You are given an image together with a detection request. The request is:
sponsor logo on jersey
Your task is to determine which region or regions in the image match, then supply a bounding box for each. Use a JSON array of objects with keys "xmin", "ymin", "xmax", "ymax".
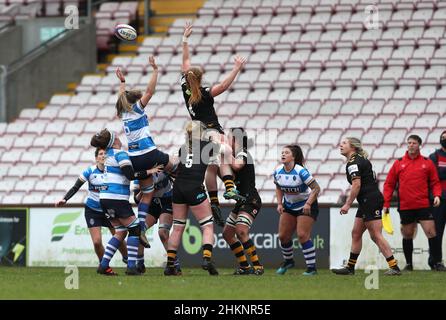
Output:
[{"xmin": 348, "ymin": 164, "xmax": 359, "ymax": 175}]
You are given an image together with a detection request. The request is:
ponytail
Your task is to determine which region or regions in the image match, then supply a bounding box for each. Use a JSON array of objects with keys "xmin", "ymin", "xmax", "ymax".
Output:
[
  {"xmin": 346, "ymin": 137, "xmax": 368, "ymax": 159},
  {"xmin": 185, "ymin": 120, "xmax": 206, "ymax": 153},
  {"xmin": 185, "ymin": 68, "xmax": 203, "ymax": 106},
  {"xmin": 116, "ymin": 90, "xmax": 142, "ymax": 117}
]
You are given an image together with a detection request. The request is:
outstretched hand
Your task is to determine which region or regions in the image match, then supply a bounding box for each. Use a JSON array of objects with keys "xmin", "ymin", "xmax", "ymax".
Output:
[
  {"xmin": 148, "ymin": 164, "xmax": 164, "ymax": 175},
  {"xmin": 55, "ymin": 199, "xmax": 66, "ymax": 207},
  {"xmin": 234, "ymin": 55, "xmax": 247, "ymax": 70},
  {"xmin": 183, "ymin": 21, "xmax": 193, "ymax": 38},
  {"xmin": 116, "ymin": 67, "xmax": 125, "ymax": 82},
  {"xmin": 149, "ymin": 55, "xmax": 158, "ymax": 70}
]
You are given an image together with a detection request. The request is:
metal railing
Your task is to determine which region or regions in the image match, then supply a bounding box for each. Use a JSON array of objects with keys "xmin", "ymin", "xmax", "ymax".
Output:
[
  {"xmin": 8, "ymin": 27, "xmax": 71, "ymax": 73},
  {"xmin": 0, "ymin": 65, "xmax": 7, "ymax": 122}
]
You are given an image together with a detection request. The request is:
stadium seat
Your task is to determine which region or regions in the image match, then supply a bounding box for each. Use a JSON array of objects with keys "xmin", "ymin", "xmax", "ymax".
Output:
[
  {"xmin": 382, "ymin": 129, "xmax": 408, "ymax": 146},
  {"xmin": 2, "ymin": 0, "xmax": 446, "ymax": 205},
  {"xmin": 362, "ymin": 129, "xmax": 386, "ymax": 146}
]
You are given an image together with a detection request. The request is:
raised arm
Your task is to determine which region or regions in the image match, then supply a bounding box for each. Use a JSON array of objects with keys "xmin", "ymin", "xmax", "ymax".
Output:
[
  {"xmin": 181, "ymin": 22, "xmax": 193, "ymax": 73},
  {"xmin": 140, "ymin": 56, "xmax": 159, "ymax": 107},
  {"xmin": 116, "ymin": 67, "xmax": 126, "ymax": 94},
  {"xmin": 210, "ymin": 55, "xmax": 246, "ymax": 97}
]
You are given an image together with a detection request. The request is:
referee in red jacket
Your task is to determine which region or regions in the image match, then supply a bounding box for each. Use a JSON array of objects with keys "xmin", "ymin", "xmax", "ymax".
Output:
[{"xmin": 383, "ymin": 134, "xmax": 445, "ymax": 271}]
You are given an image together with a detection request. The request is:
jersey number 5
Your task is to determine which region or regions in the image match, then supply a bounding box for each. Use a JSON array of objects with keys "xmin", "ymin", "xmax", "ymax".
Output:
[{"xmin": 185, "ymin": 154, "xmax": 193, "ymax": 168}]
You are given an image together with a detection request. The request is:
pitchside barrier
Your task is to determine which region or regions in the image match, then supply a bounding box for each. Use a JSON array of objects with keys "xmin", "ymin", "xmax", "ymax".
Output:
[{"xmin": 1, "ymin": 206, "xmax": 445, "ymax": 269}]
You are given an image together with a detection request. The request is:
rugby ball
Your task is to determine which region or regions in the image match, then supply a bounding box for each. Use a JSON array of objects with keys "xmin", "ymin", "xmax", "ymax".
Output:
[{"xmin": 115, "ymin": 24, "xmax": 137, "ymax": 41}]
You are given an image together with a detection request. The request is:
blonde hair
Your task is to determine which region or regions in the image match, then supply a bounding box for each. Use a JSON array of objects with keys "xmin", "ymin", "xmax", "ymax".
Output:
[
  {"xmin": 185, "ymin": 120, "xmax": 206, "ymax": 152},
  {"xmin": 346, "ymin": 137, "xmax": 368, "ymax": 159},
  {"xmin": 116, "ymin": 90, "xmax": 142, "ymax": 117},
  {"xmin": 185, "ymin": 68, "xmax": 203, "ymax": 106}
]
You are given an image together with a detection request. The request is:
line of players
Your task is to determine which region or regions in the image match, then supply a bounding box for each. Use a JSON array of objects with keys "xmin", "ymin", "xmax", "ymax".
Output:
[
  {"xmin": 56, "ymin": 22, "xmax": 445, "ymax": 276},
  {"xmin": 58, "ymin": 128, "xmax": 446, "ymax": 277}
]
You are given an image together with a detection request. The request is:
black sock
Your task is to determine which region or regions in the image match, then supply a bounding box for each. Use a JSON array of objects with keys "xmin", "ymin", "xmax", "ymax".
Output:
[
  {"xmin": 243, "ymin": 239, "xmax": 261, "ymax": 266},
  {"xmin": 402, "ymin": 238, "xmax": 413, "ymax": 265},
  {"xmin": 386, "ymin": 255, "xmax": 399, "ymax": 269},
  {"xmin": 347, "ymin": 252, "xmax": 359, "ymax": 270},
  {"xmin": 229, "ymin": 241, "xmax": 249, "ymax": 268},
  {"xmin": 202, "ymin": 244, "xmax": 213, "ymax": 261},
  {"xmin": 208, "ymin": 190, "xmax": 219, "ymax": 206},
  {"xmin": 428, "ymin": 237, "xmax": 441, "ymax": 265},
  {"xmin": 167, "ymin": 250, "xmax": 177, "ymax": 267}
]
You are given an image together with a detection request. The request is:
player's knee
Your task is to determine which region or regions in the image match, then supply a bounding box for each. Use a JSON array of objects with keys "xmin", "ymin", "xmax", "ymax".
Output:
[
  {"xmin": 222, "ymin": 227, "xmax": 234, "ymax": 242},
  {"xmin": 158, "ymin": 229, "xmax": 169, "ymax": 242},
  {"xmin": 198, "ymin": 215, "xmax": 214, "ymax": 231},
  {"xmin": 369, "ymin": 232, "xmax": 379, "ymax": 243},
  {"xmin": 127, "ymin": 224, "xmax": 141, "ymax": 237},
  {"xmin": 279, "ymin": 233, "xmax": 291, "ymax": 244},
  {"xmin": 351, "ymin": 229, "xmax": 362, "ymax": 241},
  {"xmin": 173, "ymin": 218, "xmax": 186, "ymax": 231},
  {"xmin": 297, "ymin": 232, "xmax": 309, "ymax": 243},
  {"xmin": 235, "ymin": 226, "xmax": 248, "ymax": 240},
  {"xmin": 92, "ymin": 239, "xmax": 102, "ymax": 249},
  {"xmin": 426, "ymin": 229, "xmax": 437, "ymax": 238},
  {"xmin": 401, "ymin": 227, "xmax": 414, "ymax": 239}
]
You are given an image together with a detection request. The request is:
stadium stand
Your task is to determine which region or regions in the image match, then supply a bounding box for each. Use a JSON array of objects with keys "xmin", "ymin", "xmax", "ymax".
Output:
[
  {"xmin": 1, "ymin": 0, "xmax": 445, "ymax": 205},
  {"xmin": 96, "ymin": 1, "xmax": 138, "ymax": 50}
]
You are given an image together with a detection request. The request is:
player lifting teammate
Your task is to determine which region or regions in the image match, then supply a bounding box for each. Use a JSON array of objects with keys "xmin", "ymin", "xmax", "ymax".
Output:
[
  {"xmin": 222, "ymin": 128, "xmax": 264, "ymax": 275},
  {"xmin": 91, "ymin": 129, "xmax": 161, "ymax": 275},
  {"xmin": 181, "ymin": 22, "xmax": 246, "ymax": 225},
  {"xmin": 164, "ymin": 121, "xmax": 219, "ymax": 276},
  {"xmin": 55, "ymin": 148, "xmax": 128, "ymax": 267}
]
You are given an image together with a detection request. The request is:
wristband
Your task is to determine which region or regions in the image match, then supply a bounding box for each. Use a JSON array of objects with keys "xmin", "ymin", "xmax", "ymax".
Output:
[{"xmin": 182, "ymin": 36, "xmax": 189, "ymax": 43}]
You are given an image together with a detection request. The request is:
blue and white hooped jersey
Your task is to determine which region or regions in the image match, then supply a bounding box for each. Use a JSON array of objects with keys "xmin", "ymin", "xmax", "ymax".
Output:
[
  {"xmin": 273, "ymin": 164, "xmax": 315, "ymax": 211},
  {"xmin": 133, "ymin": 172, "xmax": 173, "ymax": 199},
  {"xmin": 80, "ymin": 165, "xmax": 104, "ymax": 212},
  {"xmin": 100, "ymin": 148, "xmax": 132, "ymax": 201},
  {"xmin": 121, "ymin": 101, "xmax": 157, "ymax": 157}
]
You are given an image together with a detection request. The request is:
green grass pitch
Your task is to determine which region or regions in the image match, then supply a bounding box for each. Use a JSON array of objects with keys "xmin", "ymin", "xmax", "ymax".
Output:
[{"xmin": 1, "ymin": 267, "xmax": 445, "ymax": 300}]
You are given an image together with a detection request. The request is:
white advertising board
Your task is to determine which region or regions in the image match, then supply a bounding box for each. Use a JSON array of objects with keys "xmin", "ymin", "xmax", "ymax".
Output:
[
  {"xmin": 28, "ymin": 208, "xmax": 166, "ymax": 267},
  {"xmin": 330, "ymin": 207, "xmax": 446, "ymax": 270}
]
